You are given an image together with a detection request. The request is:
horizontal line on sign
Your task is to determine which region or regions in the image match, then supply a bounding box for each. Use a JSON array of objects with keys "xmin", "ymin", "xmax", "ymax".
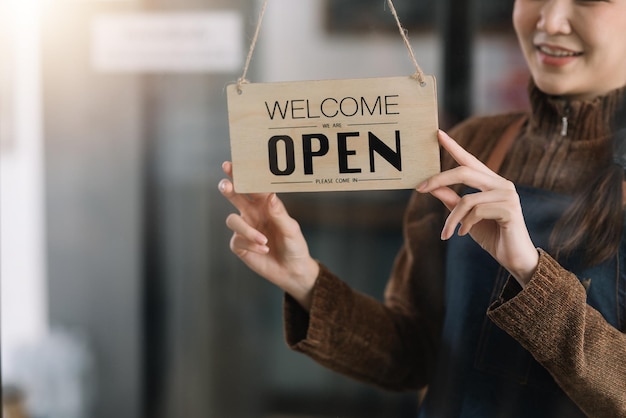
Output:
[
  {"xmin": 358, "ymin": 178, "xmax": 402, "ymax": 182},
  {"xmin": 347, "ymin": 122, "xmax": 399, "ymax": 127},
  {"xmin": 271, "ymin": 181, "xmax": 314, "ymax": 185},
  {"xmin": 268, "ymin": 126, "xmax": 318, "ymax": 130}
]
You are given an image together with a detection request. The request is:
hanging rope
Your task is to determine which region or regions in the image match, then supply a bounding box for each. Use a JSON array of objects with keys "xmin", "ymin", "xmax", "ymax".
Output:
[
  {"xmin": 236, "ymin": 0, "xmax": 269, "ymax": 94},
  {"xmin": 236, "ymin": 0, "xmax": 427, "ymax": 93},
  {"xmin": 385, "ymin": 0, "xmax": 427, "ymax": 86}
]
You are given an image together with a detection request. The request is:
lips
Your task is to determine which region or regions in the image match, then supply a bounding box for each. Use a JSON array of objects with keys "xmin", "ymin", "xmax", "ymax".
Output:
[
  {"xmin": 536, "ymin": 44, "xmax": 583, "ymax": 57},
  {"xmin": 534, "ymin": 43, "xmax": 583, "ymax": 67}
]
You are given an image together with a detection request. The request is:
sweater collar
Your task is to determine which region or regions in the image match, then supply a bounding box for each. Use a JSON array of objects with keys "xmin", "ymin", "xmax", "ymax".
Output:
[{"xmin": 527, "ymin": 80, "xmax": 626, "ymax": 142}]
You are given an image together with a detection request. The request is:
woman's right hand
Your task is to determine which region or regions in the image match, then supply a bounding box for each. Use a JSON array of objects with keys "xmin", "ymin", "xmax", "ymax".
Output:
[{"xmin": 219, "ymin": 161, "xmax": 319, "ymax": 311}]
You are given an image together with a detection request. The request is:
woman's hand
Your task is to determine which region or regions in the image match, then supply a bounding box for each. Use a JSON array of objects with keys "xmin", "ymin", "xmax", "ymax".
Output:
[
  {"xmin": 418, "ymin": 130, "xmax": 539, "ymax": 287},
  {"xmin": 219, "ymin": 161, "xmax": 319, "ymax": 310}
]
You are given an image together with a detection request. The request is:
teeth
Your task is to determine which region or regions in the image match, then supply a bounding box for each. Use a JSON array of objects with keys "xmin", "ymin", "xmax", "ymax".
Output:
[{"xmin": 538, "ymin": 45, "xmax": 580, "ymax": 57}]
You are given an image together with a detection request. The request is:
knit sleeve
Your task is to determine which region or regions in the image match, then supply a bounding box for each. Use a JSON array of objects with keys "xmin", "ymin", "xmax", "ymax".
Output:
[
  {"xmin": 283, "ymin": 263, "xmax": 435, "ymax": 391},
  {"xmin": 487, "ymin": 249, "xmax": 626, "ymax": 418},
  {"xmin": 282, "ymin": 190, "xmax": 447, "ymax": 391}
]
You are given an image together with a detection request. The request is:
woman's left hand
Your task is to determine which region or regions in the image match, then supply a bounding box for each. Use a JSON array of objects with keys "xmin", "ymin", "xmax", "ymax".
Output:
[{"xmin": 418, "ymin": 130, "xmax": 539, "ymax": 287}]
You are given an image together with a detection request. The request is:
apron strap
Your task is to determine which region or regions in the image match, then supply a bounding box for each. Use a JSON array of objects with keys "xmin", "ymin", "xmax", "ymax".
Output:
[{"xmin": 486, "ymin": 115, "xmax": 528, "ymax": 173}]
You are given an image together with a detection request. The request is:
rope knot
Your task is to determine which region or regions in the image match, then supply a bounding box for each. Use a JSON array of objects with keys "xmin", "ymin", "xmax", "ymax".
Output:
[{"xmin": 236, "ymin": 78, "xmax": 249, "ymax": 94}]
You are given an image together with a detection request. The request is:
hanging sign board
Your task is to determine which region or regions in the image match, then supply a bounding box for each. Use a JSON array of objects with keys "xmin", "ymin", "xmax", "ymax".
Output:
[{"xmin": 227, "ymin": 76, "xmax": 440, "ymax": 193}]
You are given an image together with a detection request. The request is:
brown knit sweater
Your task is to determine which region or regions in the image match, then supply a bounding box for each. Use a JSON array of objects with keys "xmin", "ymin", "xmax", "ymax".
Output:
[{"xmin": 283, "ymin": 84, "xmax": 626, "ymax": 418}]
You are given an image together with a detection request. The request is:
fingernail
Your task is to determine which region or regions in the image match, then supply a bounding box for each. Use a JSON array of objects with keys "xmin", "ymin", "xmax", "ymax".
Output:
[
  {"xmin": 218, "ymin": 180, "xmax": 226, "ymax": 192},
  {"xmin": 417, "ymin": 181, "xmax": 427, "ymax": 192}
]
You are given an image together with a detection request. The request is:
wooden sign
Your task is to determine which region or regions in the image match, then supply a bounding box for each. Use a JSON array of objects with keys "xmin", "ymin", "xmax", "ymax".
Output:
[{"xmin": 227, "ymin": 76, "xmax": 440, "ymax": 193}]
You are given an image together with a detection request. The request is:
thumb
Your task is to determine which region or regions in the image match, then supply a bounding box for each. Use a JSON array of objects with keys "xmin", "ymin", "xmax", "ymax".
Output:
[
  {"xmin": 267, "ymin": 193, "xmax": 298, "ymax": 232},
  {"xmin": 268, "ymin": 193, "xmax": 284, "ymax": 215},
  {"xmin": 429, "ymin": 186, "xmax": 460, "ymax": 212}
]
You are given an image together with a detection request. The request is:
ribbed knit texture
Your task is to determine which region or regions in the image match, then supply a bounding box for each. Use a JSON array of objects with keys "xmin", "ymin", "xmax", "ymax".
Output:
[
  {"xmin": 488, "ymin": 250, "xmax": 626, "ymax": 417},
  {"xmin": 501, "ymin": 83, "xmax": 625, "ymax": 193}
]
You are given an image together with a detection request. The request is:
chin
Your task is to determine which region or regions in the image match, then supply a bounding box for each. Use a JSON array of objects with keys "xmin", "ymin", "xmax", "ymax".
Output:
[
  {"xmin": 532, "ymin": 77, "xmax": 583, "ymax": 99},
  {"xmin": 532, "ymin": 74, "xmax": 619, "ymax": 101},
  {"xmin": 533, "ymin": 83, "xmax": 565, "ymax": 97}
]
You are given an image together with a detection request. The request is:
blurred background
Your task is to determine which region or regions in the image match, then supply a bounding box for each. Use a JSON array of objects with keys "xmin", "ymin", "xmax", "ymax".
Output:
[{"xmin": 1, "ymin": 0, "xmax": 527, "ymax": 417}]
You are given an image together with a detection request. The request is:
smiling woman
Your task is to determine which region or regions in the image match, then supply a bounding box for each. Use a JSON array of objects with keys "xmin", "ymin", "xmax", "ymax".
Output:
[{"xmin": 513, "ymin": 0, "xmax": 626, "ymax": 100}]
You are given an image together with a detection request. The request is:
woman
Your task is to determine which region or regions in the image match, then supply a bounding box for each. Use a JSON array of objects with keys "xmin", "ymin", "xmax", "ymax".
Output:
[{"xmin": 219, "ymin": 0, "xmax": 626, "ymax": 416}]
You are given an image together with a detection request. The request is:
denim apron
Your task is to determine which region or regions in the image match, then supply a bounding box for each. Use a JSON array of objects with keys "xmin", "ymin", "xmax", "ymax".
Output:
[{"xmin": 418, "ymin": 185, "xmax": 626, "ymax": 418}]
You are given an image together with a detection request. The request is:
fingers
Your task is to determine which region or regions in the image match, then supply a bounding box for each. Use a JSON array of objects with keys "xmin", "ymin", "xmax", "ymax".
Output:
[
  {"xmin": 220, "ymin": 161, "xmax": 271, "ymax": 203},
  {"xmin": 218, "ymin": 177, "xmax": 257, "ymax": 213},
  {"xmin": 220, "ymin": 161, "xmax": 295, "ymax": 217},
  {"xmin": 441, "ymin": 189, "xmax": 519, "ymax": 240},
  {"xmin": 219, "ymin": 162, "xmax": 302, "ymax": 252},
  {"xmin": 421, "ymin": 165, "xmax": 507, "ymax": 195},
  {"xmin": 437, "ymin": 130, "xmax": 493, "ymax": 176},
  {"xmin": 218, "ymin": 174, "xmax": 271, "ymax": 218},
  {"xmin": 226, "ymin": 213, "xmax": 268, "ymax": 248},
  {"xmin": 222, "ymin": 161, "xmax": 233, "ymax": 178},
  {"xmin": 220, "ymin": 162, "xmax": 272, "ymax": 256},
  {"xmin": 230, "ymin": 232, "xmax": 270, "ymax": 257},
  {"xmin": 419, "ymin": 132, "xmax": 516, "ymax": 194},
  {"xmin": 429, "ymin": 186, "xmax": 461, "ymax": 212}
]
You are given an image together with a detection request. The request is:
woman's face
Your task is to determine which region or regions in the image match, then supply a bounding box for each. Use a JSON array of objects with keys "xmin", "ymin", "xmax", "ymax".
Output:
[{"xmin": 514, "ymin": 0, "xmax": 626, "ymax": 100}]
